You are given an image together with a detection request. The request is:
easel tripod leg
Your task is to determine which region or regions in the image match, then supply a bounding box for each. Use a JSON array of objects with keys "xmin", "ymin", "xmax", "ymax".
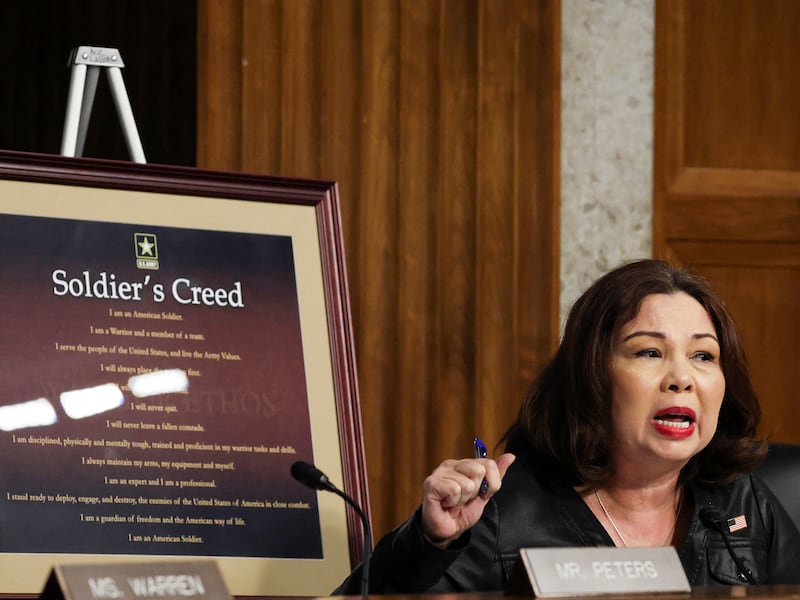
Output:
[
  {"xmin": 60, "ymin": 64, "xmax": 87, "ymax": 157},
  {"xmin": 107, "ymin": 67, "xmax": 146, "ymax": 163},
  {"xmin": 74, "ymin": 66, "xmax": 100, "ymax": 158}
]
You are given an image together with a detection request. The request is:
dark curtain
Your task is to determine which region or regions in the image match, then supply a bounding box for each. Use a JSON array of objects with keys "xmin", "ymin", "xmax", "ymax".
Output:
[{"xmin": 0, "ymin": 0, "xmax": 196, "ymax": 166}]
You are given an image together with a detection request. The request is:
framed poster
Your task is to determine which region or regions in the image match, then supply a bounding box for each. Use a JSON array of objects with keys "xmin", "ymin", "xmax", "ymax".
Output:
[{"xmin": 0, "ymin": 150, "xmax": 369, "ymax": 597}]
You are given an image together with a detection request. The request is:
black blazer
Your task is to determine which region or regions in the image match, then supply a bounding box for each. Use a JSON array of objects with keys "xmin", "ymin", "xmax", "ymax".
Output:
[{"xmin": 335, "ymin": 453, "xmax": 800, "ymax": 594}]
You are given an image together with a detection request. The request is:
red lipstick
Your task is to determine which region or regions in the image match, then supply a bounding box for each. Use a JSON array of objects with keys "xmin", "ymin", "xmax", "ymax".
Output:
[{"xmin": 652, "ymin": 406, "xmax": 696, "ymax": 439}]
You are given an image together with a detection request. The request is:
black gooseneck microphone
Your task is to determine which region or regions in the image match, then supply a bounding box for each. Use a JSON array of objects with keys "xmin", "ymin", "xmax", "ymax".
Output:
[
  {"xmin": 699, "ymin": 505, "xmax": 757, "ymax": 584},
  {"xmin": 291, "ymin": 461, "xmax": 372, "ymax": 598}
]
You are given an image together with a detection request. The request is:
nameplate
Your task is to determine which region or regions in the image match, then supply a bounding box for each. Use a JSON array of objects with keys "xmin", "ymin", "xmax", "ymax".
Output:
[
  {"xmin": 506, "ymin": 547, "xmax": 691, "ymax": 597},
  {"xmin": 41, "ymin": 560, "xmax": 231, "ymax": 600}
]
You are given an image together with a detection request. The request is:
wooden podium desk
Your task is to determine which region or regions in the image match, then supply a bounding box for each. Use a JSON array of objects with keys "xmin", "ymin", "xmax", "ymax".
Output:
[
  {"xmin": 5, "ymin": 586, "xmax": 800, "ymax": 600},
  {"xmin": 3, "ymin": 589, "xmax": 800, "ymax": 600},
  {"xmin": 241, "ymin": 589, "xmax": 800, "ymax": 600},
  {"xmin": 330, "ymin": 589, "xmax": 800, "ymax": 600}
]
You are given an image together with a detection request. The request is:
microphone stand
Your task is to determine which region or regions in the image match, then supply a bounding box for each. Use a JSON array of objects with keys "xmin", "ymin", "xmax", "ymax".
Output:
[
  {"xmin": 290, "ymin": 461, "xmax": 373, "ymax": 598},
  {"xmin": 330, "ymin": 487, "xmax": 372, "ymax": 599}
]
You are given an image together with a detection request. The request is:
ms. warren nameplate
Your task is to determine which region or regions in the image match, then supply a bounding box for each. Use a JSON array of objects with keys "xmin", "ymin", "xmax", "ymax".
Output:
[
  {"xmin": 511, "ymin": 547, "xmax": 690, "ymax": 597},
  {"xmin": 41, "ymin": 560, "xmax": 231, "ymax": 600}
]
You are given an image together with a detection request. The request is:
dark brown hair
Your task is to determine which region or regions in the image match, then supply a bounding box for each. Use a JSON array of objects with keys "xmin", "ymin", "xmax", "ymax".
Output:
[{"xmin": 503, "ymin": 259, "xmax": 764, "ymax": 486}]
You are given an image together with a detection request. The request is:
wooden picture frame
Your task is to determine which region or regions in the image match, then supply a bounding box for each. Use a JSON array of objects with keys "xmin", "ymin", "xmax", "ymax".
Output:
[{"xmin": 0, "ymin": 150, "xmax": 369, "ymax": 598}]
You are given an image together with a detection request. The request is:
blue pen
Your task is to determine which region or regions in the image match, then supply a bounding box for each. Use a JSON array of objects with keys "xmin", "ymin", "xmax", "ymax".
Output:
[{"xmin": 473, "ymin": 437, "xmax": 489, "ymax": 495}]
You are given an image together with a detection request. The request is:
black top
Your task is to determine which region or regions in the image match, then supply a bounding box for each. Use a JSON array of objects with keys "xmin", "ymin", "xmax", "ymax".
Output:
[{"xmin": 335, "ymin": 453, "xmax": 800, "ymax": 594}]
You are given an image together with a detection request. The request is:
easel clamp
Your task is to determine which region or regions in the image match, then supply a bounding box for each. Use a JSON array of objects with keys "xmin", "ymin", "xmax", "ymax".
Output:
[{"xmin": 70, "ymin": 46, "xmax": 126, "ymax": 68}]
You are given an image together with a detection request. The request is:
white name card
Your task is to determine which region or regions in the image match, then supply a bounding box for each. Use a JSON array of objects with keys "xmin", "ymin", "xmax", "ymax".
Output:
[
  {"xmin": 506, "ymin": 547, "xmax": 691, "ymax": 597},
  {"xmin": 41, "ymin": 560, "xmax": 232, "ymax": 600}
]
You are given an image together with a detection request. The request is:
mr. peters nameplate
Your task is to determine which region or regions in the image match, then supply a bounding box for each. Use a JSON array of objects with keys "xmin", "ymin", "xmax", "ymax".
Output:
[{"xmin": 507, "ymin": 546, "xmax": 691, "ymax": 597}]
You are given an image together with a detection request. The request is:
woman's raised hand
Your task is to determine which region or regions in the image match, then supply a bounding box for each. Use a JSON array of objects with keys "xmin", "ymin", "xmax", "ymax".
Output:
[{"xmin": 420, "ymin": 453, "xmax": 515, "ymax": 548}]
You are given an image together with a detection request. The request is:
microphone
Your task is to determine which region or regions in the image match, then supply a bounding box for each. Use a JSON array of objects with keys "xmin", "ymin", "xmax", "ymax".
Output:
[
  {"xmin": 291, "ymin": 461, "xmax": 372, "ymax": 598},
  {"xmin": 698, "ymin": 506, "xmax": 722, "ymax": 529},
  {"xmin": 290, "ymin": 460, "xmax": 338, "ymax": 492},
  {"xmin": 699, "ymin": 506, "xmax": 757, "ymax": 584}
]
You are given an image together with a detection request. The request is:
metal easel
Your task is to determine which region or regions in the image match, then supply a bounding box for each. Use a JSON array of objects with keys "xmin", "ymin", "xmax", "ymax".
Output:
[{"xmin": 60, "ymin": 46, "xmax": 146, "ymax": 163}]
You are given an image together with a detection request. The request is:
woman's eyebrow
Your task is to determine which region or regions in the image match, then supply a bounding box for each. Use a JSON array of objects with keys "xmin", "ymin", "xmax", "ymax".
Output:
[
  {"xmin": 622, "ymin": 330, "xmax": 663, "ymax": 342},
  {"xmin": 622, "ymin": 331, "xmax": 720, "ymax": 344},
  {"xmin": 694, "ymin": 332, "xmax": 720, "ymax": 344}
]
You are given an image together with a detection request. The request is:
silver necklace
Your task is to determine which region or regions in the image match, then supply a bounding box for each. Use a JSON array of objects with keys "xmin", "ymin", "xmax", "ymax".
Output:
[{"xmin": 594, "ymin": 489, "xmax": 682, "ymax": 547}]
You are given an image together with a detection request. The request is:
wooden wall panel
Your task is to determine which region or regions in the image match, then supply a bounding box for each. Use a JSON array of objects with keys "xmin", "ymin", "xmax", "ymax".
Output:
[
  {"xmin": 197, "ymin": 0, "xmax": 240, "ymax": 169},
  {"xmin": 198, "ymin": 0, "xmax": 560, "ymax": 544},
  {"xmin": 432, "ymin": 0, "xmax": 479, "ymax": 496},
  {"xmin": 242, "ymin": 0, "xmax": 282, "ymax": 173},
  {"xmin": 655, "ymin": 0, "xmax": 800, "ymax": 444},
  {"xmin": 394, "ymin": 0, "xmax": 438, "ymax": 516},
  {"xmin": 475, "ymin": 3, "xmax": 518, "ymax": 440}
]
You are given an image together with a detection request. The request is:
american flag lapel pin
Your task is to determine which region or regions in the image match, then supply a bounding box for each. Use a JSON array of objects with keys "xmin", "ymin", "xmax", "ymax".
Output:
[{"xmin": 727, "ymin": 514, "xmax": 748, "ymax": 533}]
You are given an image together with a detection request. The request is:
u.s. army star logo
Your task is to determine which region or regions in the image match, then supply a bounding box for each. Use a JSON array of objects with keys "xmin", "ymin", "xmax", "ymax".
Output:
[{"xmin": 134, "ymin": 232, "xmax": 159, "ymax": 270}]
